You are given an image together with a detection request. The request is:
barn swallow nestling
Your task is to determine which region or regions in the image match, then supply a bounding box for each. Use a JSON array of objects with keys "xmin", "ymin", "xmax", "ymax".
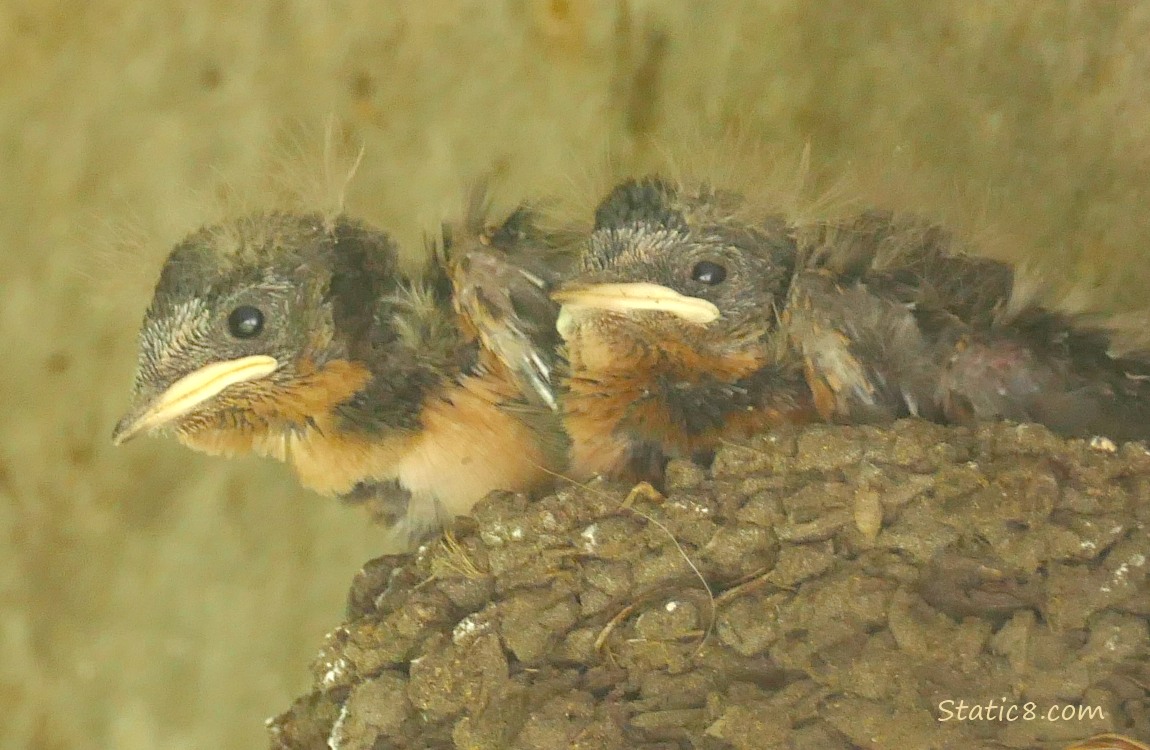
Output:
[
  {"xmin": 112, "ymin": 208, "xmax": 567, "ymax": 546},
  {"xmin": 552, "ymin": 177, "xmax": 816, "ymax": 482},
  {"xmin": 552, "ymin": 176, "xmax": 1150, "ymax": 483}
]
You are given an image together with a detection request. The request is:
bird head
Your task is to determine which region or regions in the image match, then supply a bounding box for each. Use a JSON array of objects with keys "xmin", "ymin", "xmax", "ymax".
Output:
[
  {"xmin": 111, "ymin": 212, "xmax": 439, "ymax": 453},
  {"xmin": 552, "ymin": 177, "xmax": 796, "ymax": 369}
]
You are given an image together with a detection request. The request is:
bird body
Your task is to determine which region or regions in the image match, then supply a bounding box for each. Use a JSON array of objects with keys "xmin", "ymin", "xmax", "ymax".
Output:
[
  {"xmin": 552, "ymin": 176, "xmax": 1150, "ymax": 485},
  {"xmin": 790, "ymin": 209, "xmax": 1150, "ymax": 441},
  {"xmin": 114, "ymin": 209, "xmax": 566, "ymax": 545}
]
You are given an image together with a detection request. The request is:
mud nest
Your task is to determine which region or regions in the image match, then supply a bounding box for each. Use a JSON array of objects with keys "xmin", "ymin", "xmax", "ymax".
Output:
[{"xmin": 268, "ymin": 419, "xmax": 1150, "ymax": 749}]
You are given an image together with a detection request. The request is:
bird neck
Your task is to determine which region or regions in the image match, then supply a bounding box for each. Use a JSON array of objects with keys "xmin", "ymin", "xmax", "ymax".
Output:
[
  {"xmin": 173, "ymin": 358, "xmax": 375, "ymax": 459},
  {"xmin": 321, "ymin": 277, "xmax": 480, "ymax": 436},
  {"xmin": 562, "ymin": 325, "xmax": 813, "ymax": 468}
]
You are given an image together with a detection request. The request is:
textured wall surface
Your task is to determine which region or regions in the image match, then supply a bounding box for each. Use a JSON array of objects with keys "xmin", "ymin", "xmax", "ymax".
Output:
[{"xmin": 3, "ymin": 2, "xmax": 1150, "ymax": 748}]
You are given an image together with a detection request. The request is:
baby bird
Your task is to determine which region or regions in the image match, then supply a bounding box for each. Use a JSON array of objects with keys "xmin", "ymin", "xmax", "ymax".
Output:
[
  {"xmin": 552, "ymin": 176, "xmax": 1150, "ymax": 483},
  {"xmin": 552, "ymin": 178, "xmax": 815, "ymax": 482},
  {"xmin": 112, "ymin": 208, "xmax": 567, "ymax": 545}
]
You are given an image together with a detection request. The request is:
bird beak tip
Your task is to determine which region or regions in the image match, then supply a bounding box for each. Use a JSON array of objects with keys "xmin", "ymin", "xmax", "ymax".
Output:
[
  {"xmin": 107, "ymin": 354, "xmax": 280, "ymax": 447},
  {"xmin": 110, "ymin": 415, "xmax": 142, "ymax": 446}
]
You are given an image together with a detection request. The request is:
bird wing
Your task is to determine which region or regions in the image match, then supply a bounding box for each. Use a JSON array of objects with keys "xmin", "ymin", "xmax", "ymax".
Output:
[
  {"xmin": 783, "ymin": 269, "xmax": 942, "ymax": 423},
  {"xmin": 796, "ymin": 210, "xmax": 1150, "ymax": 440},
  {"xmin": 443, "ymin": 186, "xmax": 578, "ymax": 411},
  {"xmin": 937, "ymin": 307, "xmax": 1150, "ymax": 441},
  {"xmin": 785, "ymin": 211, "xmax": 1010, "ymax": 424}
]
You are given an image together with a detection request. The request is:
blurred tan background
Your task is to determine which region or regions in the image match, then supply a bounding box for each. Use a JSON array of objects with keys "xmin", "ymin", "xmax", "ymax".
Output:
[{"xmin": 3, "ymin": 1, "xmax": 1150, "ymax": 748}]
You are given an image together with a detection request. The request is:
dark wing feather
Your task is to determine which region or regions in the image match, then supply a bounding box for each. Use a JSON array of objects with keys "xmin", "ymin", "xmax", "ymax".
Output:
[
  {"xmin": 796, "ymin": 210, "xmax": 1150, "ymax": 440},
  {"xmin": 444, "ymin": 184, "xmax": 579, "ymax": 410}
]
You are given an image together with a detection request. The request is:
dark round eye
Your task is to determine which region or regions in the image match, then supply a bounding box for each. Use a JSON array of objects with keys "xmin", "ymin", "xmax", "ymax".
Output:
[
  {"xmin": 691, "ymin": 260, "xmax": 727, "ymax": 285},
  {"xmin": 227, "ymin": 305, "xmax": 265, "ymax": 339}
]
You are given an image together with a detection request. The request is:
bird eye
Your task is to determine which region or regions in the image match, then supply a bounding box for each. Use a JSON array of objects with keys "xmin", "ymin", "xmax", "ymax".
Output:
[
  {"xmin": 227, "ymin": 305, "xmax": 265, "ymax": 339},
  {"xmin": 691, "ymin": 260, "xmax": 727, "ymax": 285}
]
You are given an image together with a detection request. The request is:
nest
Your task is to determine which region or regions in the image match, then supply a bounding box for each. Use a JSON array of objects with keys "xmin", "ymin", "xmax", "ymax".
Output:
[{"xmin": 268, "ymin": 419, "xmax": 1150, "ymax": 749}]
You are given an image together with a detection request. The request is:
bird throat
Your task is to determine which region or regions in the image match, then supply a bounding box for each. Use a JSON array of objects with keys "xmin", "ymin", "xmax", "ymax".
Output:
[
  {"xmin": 561, "ymin": 322, "xmax": 806, "ymax": 479},
  {"xmin": 175, "ymin": 358, "xmax": 379, "ymax": 484},
  {"xmin": 175, "ymin": 356, "xmax": 555, "ymax": 509}
]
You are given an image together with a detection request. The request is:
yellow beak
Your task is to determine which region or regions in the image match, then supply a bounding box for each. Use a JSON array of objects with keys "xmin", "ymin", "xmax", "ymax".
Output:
[
  {"xmin": 112, "ymin": 355, "xmax": 279, "ymax": 445},
  {"xmin": 552, "ymin": 281, "xmax": 720, "ymax": 337}
]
